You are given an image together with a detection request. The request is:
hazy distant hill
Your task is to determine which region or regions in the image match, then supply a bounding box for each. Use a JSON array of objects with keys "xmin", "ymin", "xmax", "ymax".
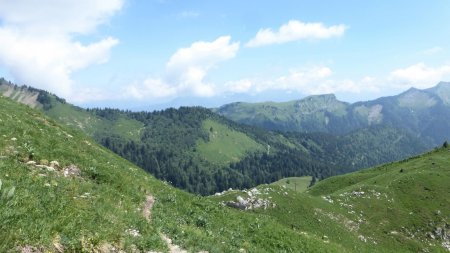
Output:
[{"xmin": 216, "ymin": 82, "xmax": 450, "ymax": 147}]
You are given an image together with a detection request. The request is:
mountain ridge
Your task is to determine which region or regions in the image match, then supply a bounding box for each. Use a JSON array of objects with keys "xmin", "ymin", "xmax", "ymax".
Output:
[
  {"xmin": 0, "ymin": 78, "xmax": 435, "ymax": 195},
  {"xmin": 216, "ymin": 82, "xmax": 450, "ymax": 147}
]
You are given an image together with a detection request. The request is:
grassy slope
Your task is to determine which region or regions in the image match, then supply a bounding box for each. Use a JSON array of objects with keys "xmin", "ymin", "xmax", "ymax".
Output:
[
  {"xmin": 0, "ymin": 95, "xmax": 348, "ymax": 252},
  {"xmin": 45, "ymin": 99, "xmax": 144, "ymax": 142},
  {"xmin": 196, "ymin": 119, "xmax": 265, "ymax": 165},
  {"xmin": 271, "ymin": 176, "xmax": 312, "ymax": 193},
  {"xmin": 1, "ymin": 95, "xmax": 448, "ymax": 252},
  {"xmin": 308, "ymin": 150, "xmax": 450, "ymax": 253},
  {"xmin": 213, "ymin": 149, "xmax": 450, "ymax": 253}
]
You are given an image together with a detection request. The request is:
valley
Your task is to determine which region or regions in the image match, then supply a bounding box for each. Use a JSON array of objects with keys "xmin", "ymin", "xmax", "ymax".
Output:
[
  {"xmin": 0, "ymin": 79, "xmax": 434, "ymax": 195},
  {"xmin": 0, "ymin": 92, "xmax": 448, "ymax": 252}
]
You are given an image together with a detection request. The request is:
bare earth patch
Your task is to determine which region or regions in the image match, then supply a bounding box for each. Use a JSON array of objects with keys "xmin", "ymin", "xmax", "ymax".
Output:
[
  {"xmin": 161, "ymin": 234, "xmax": 188, "ymax": 253},
  {"xmin": 143, "ymin": 195, "xmax": 155, "ymax": 221},
  {"xmin": 141, "ymin": 195, "xmax": 201, "ymax": 253}
]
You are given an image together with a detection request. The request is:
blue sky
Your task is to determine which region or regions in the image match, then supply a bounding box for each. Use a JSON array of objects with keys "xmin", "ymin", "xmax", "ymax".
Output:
[{"xmin": 0, "ymin": 0, "xmax": 449, "ymax": 109}]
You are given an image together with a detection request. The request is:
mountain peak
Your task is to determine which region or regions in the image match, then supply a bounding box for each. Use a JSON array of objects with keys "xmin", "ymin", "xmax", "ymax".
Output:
[
  {"xmin": 435, "ymin": 81, "xmax": 450, "ymax": 87},
  {"xmin": 302, "ymin": 93, "xmax": 337, "ymax": 101},
  {"xmin": 426, "ymin": 81, "xmax": 450, "ymax": 105}
]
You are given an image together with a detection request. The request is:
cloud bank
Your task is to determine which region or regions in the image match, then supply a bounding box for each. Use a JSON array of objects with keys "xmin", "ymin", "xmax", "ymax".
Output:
[
  {"xmin": 390, "ymin": 63, "xmax": 450, "ymax": 88},
  {"xmin": 225, "ymin": 67, "xmax": 379, "ymax": 96},
  {"xmin": 0, "ymin": 0, "xmax": 123, "ymax": 101}
]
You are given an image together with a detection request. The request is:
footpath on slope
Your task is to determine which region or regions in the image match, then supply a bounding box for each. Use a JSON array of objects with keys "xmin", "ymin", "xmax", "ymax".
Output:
[{"xmin": 143, "ymin": 194, "xmax": 203, "ymax": 253}]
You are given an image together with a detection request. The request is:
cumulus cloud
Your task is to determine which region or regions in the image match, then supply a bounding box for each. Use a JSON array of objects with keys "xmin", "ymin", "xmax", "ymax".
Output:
[
  {"xmin": 126, "ymin": 36, "xmax": 239, "ymax": 99},
  {"xmin": 225, "ymin": 66, "xmax": 376, "ymax": 95},
  {"xmin": 0, "ymin": 0, "xmax": 123, "ymax": 101},
  {"xmin": 389, "ymin": 63, "xmax": 450, "ymax": 88},
  {"xmin": 246, "ymin": 20, "xmax": 347, "ymax": 48}
]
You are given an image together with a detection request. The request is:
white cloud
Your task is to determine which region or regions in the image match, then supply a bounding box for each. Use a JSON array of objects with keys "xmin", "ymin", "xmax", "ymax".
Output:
[
  {"xmin": 0, "ymin": 0, "xmax": 123, "ymax": 101},
  {"xmin": 389, "ymin": 63, "xmax": 450, "ymax": 88},
  {"xmin": 224, "ymin": 66, "xmax": 374, "ymax": 95},
  {"xmin": 0, "ymin": 0, "xmax": 123, "ymax": 34},
  {"xmin": 126, "ymin": 36, "xmax": 239, "ymax": 99},
  {"xmin": 246, "ymin": 20, "xmax": 347, "ymax": 48}
]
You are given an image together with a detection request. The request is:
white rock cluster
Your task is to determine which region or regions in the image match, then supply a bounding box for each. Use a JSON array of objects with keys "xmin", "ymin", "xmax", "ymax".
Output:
[{"xmin": 224, "ymin": 187, "xmax": 276, "ymax": 210}]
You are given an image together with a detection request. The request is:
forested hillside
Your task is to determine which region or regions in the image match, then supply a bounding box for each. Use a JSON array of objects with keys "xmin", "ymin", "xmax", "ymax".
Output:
[
  {"xmin": 0, "ymin": 79, "xmax": 429, "ymax": 195},
  {"xmin": 89, "ymin": 107, "xmax": 332, "ymax": 195}
]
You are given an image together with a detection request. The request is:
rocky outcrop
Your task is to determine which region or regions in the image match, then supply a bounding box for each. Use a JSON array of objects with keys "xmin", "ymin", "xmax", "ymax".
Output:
[{"xmin": 224, "ymin": 188, "xmax": 275, "ymax": 210}]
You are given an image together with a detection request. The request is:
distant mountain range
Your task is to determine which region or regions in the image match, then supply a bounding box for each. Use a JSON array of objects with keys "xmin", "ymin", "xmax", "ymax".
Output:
[
  {"xmin": 216, "ymin": 82, "xmax": 450, "ymax": 147},
  {"xmin": 0, "ymin": 77, "xmax": 443, "ymax": 194}
]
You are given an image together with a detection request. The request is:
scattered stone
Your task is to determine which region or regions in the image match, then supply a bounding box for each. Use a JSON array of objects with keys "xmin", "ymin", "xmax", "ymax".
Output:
[
  {"xmin": 161, "ymin": 234, "xmax": 188, "ymax": 253},
  {"xmin": 442, "ymin": 241, "xmax": 450, "ymax": 251},
  {"xmin": 26, "ymin": 161, "xmax": 37, "ymax": 166},
  {"xmin": 50, "ymin": 161, "xmax": 60, "ymax": 168},
  {"xmin": 19, "ymin": 245, "xmax": 43, "ymax": 253},
  {"xmin": 62, "ymin": 164, "xmax": 81, "ymax": 178},
  {"xmin": 358, "ymin": 235, "xmax": 367, "ymax": 242},
  {"xmin": 322, "ymin": 195, "xmax": 334, "ymax": 203},
  {"xmin": 35, "ymin": 164, "xmax": 55, "ymax": 171},
  {"xmin": 224, "ymin": 188, "xmax": 275, "ymax": 210},
  {"xmin": 125, "ymin": 228, "xmax": 141, "ymax": 237},
  {"xmin": 79, "ymin": 192, "xmax": 91, "ymax": 198}
]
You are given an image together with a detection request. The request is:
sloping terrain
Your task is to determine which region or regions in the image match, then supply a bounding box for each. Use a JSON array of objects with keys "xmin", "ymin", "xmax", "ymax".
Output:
[
  {"xmin": 90, "ymin": 107, "xmax": 330, "ymax": 195},
  {"xmin": 0, "ymin": 79, "xmax": 429, "ymax": 195},
  {"xmin": 216, "ymin": 82, "xmax": 450, "ymax": 147},
  {"xmin": 0, "ymin": 80, "xmax": 334, "ymax": 195},
  {"xmin": 0, "ymin": 94, "xmax": 341, "ymax": 252},
  {"xmin": 213, "ymin": 147, "xmax": 450, "ymax": 252},
  {"xmin": 1, "ymin": 94, "xmax": 449, "ymax": 252}
]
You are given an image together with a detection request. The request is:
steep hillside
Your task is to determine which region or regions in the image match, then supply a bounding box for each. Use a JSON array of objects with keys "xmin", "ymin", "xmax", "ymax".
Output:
[
  {"xmin": 213, "ymin": 147, "xmax": 450, "ymax": 252},
  {"xmin": 0, "ymin": 80, "xmax": 333, "ymax": 195},
  {"xmin": 90, "ymin": 107, "xmax": 331, "ymax": 195},
  {"xmin": 1, "ymin": 93, "xmax": 448, "ymax": 252},
  {"xmin": 216, "ymin": 82, "xmax": 450, "ymax": 147},
  {"xmin": 286, "ymin": 125, "xmax": 428, "ymax": 174},
  {"xmin": 0, "ymin": 79, "xmax": 430, "ymax": 195},
  {"xmin": 0, "ymin": 94, "xmax": 346, "ymax": 252}
]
